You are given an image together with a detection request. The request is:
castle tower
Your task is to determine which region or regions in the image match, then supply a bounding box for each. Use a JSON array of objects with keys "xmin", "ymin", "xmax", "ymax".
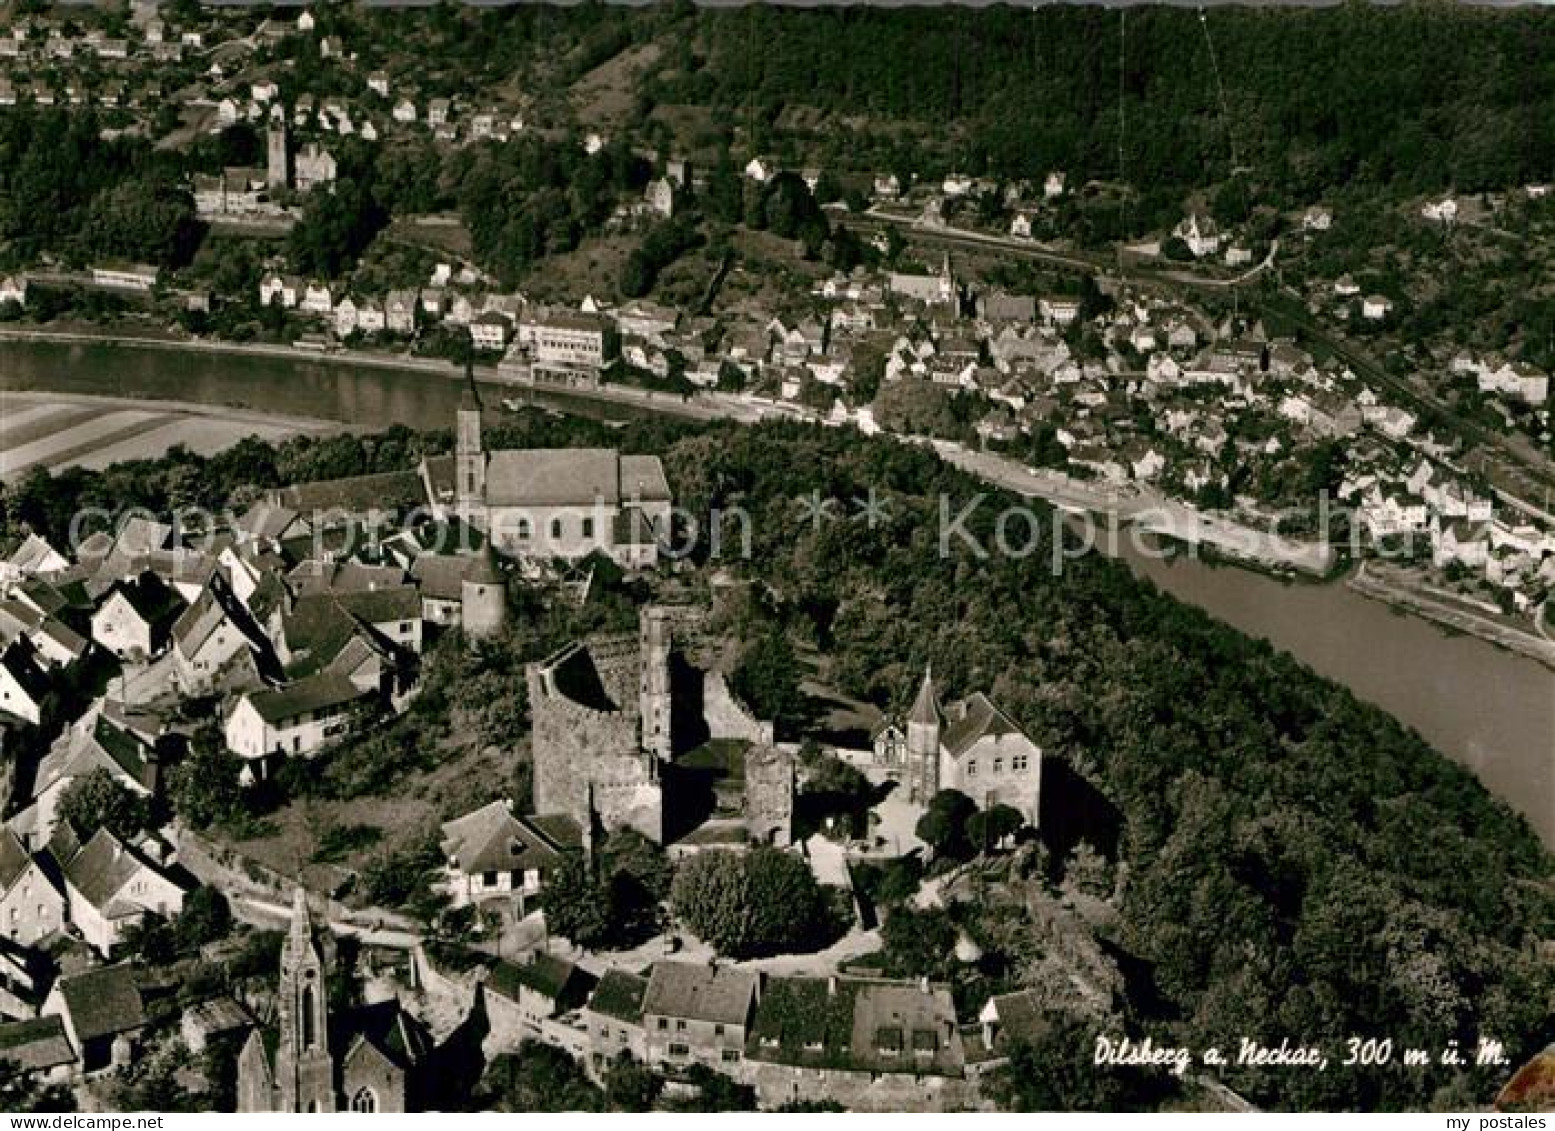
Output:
[
  {"xmin": 455, "ymin": 357, "xmax": 485, "ymax": 516},
  {"xmin": 275, "ymin": 888, "xmax": 336, "ymax": 1113},
  {"xmin": 460, "ymin": 543, "xmax": 505, "ymax": 641},
  {"xmin": 639, "ymin": 607, "xmax": 673, "ymax": 759},
  {"xmin": 905, "ymin": 665, "xmax": 942, "ymax": 804},
  {"xmin": 267, "ymin": 122, "xmax": 289, "ymax": 191}
]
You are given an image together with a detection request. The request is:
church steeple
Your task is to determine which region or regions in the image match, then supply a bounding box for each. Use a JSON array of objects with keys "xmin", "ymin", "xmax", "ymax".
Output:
[
  {"xmin": 456, "ymin": 355, "xmax": 485, "ymax": 512},
  {"xmin": 275, "ymin": 887, "xmax": 336, "ymax": 1112},
  {"xmin": 906, "ymin": 665, "xmax": 942, "ymax": 804}
]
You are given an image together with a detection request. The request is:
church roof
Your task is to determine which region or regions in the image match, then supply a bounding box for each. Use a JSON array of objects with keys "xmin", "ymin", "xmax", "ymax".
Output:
[
  {"xmin": 341, "ymin": 999, "xmax": 433, "ymax": 1071},
  {"xmin": 908, "ymin": 667, "xmax": 940, "ymax": 728}
]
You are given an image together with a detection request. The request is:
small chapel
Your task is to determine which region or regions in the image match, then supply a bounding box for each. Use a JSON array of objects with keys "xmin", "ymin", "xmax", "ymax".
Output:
[{"xmin": 236, "ymin": 889, "xmax": 433, "ymax": 1113}]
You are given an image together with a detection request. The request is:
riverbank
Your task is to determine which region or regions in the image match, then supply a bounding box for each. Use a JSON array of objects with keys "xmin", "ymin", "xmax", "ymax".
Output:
[
  {"xmin": 0, "ymin": 325, "xmax": 745, "ymax": 423},
  {"xmin": 931, "ymin": 442, "xmax": 1337, "ymax": 577},
  {"xmin": 1348, "ymin": 561, "xmax": 1555, "ymax": 672}
]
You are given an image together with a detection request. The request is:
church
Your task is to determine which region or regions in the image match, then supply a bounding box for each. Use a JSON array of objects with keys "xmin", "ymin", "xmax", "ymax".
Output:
[
  {"xmin": 418, "ymin": 369, "xmax": 673, "ymax": 568},
  {"xmin": 236, "ymin": 889, "xmax": 433, "ymax": 1113},
  {"xmin": 878, "ymin": 668, "xmax": 1043, "ymax": 825}
]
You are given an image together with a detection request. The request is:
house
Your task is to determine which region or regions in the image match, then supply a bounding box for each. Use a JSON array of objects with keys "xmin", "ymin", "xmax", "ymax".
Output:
[
  {"xmin": 427, "ymin": 98, "xmax": 451, "ymax": 127},
  {"xmin": 223, "ymin": 674, "xmax": 374, "ymax": 777},
  {"xmin": 1333, "ymin": 273, "xmax": 1361, "ymax": 298},
  {"xmin": 744, "ymin": 157, "xmax": 774, "ymax": 183},
  {"xmin": 1422, "ymin": 197, "xmax": 1458, "ymax": 224},
  {"xmin": 1039, "ymin": 296, "xmax": 1081, "ymax": 327},
  {"xmin": 355, "ymin": 301, "xmax": 387, "ymax": 335},
  {"xmin": 181, "ymin": 997, "xmax": 255, "ymax": 1055},
  {"xmin": 438, "ymin": 801, "xmax": 577, "ymax": 909},
  {"xmin": 293, "ymin": 143, "xmax": 337, "ymax": 193},
  {"xmin": 872, "ymin": 173, "xmax": 901, "ymax": 200},
  {"xmin": 1302, "ymin": 205, "xmax": 1333, "ymax": 232},
  {"xmin": 644, "ymin": 177, "xmax": 675, "ymax": 218},
  {"xmin": 0, "ymin": 274, "xmax": 26, "ymax": 308},
  {"xmin": 392, "ymin": 98, "xmax": 416, "ymax": 123},
  {"xmin": 1478, "ymin": 361, "xmax": 1549, "ymax": 406},
  {"xmin": 585, "ymin": 969, "xmax": 649, "ymax": 1072},
  {"xmin": 250, "ymin": 79, "xmax": 279, "ymax": 103},
  {"xmin": 0, "ymin": 829, "xmax": 67, "ymax": 947},
  {"xmin": 367, "ymin": 72, "xmax": 390, "ymax": 98},
  {"xmin": 1173, "ymin": 212, "xmax": 1220, "ymax": 258},
  {"xmin": 19, "ymin": 711, "xmax": 158, "ymax": 845},
  {"xmin": 0, "ymin": 1015, "xmax": 76, "ymax": 1083},
  {"xmin": 1361, "ymin": 294, "xmax": 1394, "ymax": 321},
  {"xmin": 896, "ymin": 670, "xmax": 1042, "ymax": 825},
  {"xmin": 641, "ymin": 961, "xmax": 758, "ymax": 1070},
  {"xmin": 743, "ymin": 975, "xmax": 968, "ymax": 1109},
  {"xmin": 1009, "ymin": 211, "xmax": 1036, "ymax": 239},
  {"xmin": 385, "ymin": 290, "xmax": 418, "ymax": 334},
  {"xmin": 90, "ymin": 572, "xmax": 184, "ymax": 661},
  {"xmin": 469, "ymin": 311, "xmax": 510, "ymax": 352},
  {"xmin": 0, "ymin": 640, "xmax": 49, "ymax": 725},
  {"xmin": 301, "ymin": 282, "xmax": 334, "ymax": 316},
  {"xmin": 60, "ymin": 828, "xmax": 188, "ymax": 956},
  {"xmin": 260, "ymin": 273, "xmax": 301, "ymax": 309},
  {"xmin": 1432, "ymin": 518, "xmax": 1491, "ymax": 569},
  {"xmin": 43, "ymin": 963, "xmax": 147, "ymax": 1073},
  {"xmin": 484, "ymin": 952, "xmax": 593, "ymax": 1039},
  {"xmin": 171, "ymin": 584, "xmax": 264, "ymax": 696}
]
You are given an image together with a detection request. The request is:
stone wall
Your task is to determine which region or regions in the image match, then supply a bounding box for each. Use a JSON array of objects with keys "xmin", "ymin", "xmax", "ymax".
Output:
[
  {"xmin": 528, "ymin": 638, "xmax": 663, "ymax": 842},
  {"xmin": 744, "ymin": 1060, "xmax": 987, "ymax": 1112},
  {"xmin": 702, "ymin": 671, "xmax": 775, "ymax": 745},
  {"xmin": 744, "ymin": 745, "xmax": 795, "ymax": 847}
]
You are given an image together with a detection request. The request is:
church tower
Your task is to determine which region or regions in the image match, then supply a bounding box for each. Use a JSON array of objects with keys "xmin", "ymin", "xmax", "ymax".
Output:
[
  {"xmin": 639, "ymin": 606, "xmax": 674, "ymax": 760},
  {"xmin": 455, "ymin": 357, "xmax": 486, "ymax": 516},
  {"xmin": 275, "ymin": 888, "xmax": 336, "ymax": 1113},
  {"xmin": 267, "ymin": 122, "xmax": 289, "ymax": 191},
  {"xmin": 905, "ymin": 665, "xmax": 942, "ymax": 804}
]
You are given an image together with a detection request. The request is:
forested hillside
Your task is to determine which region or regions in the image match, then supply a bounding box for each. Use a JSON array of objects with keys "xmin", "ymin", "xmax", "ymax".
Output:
[{"xmin": 648, "ymin": 3, "xmax": 1555, "ymax": 197}]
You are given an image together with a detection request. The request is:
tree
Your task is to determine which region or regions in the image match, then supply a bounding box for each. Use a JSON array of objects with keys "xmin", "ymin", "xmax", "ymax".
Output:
[
  {"xmin": 543, "ymin": 855, "xmax": 613, "ymax": 949},
  {"xmin": 728, "ymin": 630, "xmax": 804, "ymax": 729},
  {"xmin": 966, "ymin": 804, "xmax": 1025, "ymax": 853},
  {"xmin": 177, "ymin": 886, "xmax": 233, "ymax": 949},
  {"xmin": 488, "ymin": 1042, "xmax": 603, "ymax": 1112},
  {"xmin": 663, "ymin": 1063, "xmax": 756, "ymax": 1111},
  {"xmin": 914, "ymin": 789, "xmax": 977, "ymax": 860},
  {"xmin": 989, "ymin": 1017, "xmax": 1173, "ymax": 1111},
  {"xmin": 57, "ymin": 769, "xmax": 152, "ymax": 841},
  {"xmin": 670, "ymin": 847, "xmax": 840, "ymax": 959},
  {"xmin": 168, "ymin": 742, "xmax": 247, "ymax": 830},
  {"xmin": 602, "ymin": 1052, "xmax": 660, "ymax": 1112},
  {"xmin": 288, "ymin": 178, "xmax": 388, "ymax": 278},
  {"xmin": 0, "ymin": 1057, "xmax": 75, "ymax": 1113},
  {"xmin": 1065, "ymin": 841, "xmax": 1113, "ymax": 899}
]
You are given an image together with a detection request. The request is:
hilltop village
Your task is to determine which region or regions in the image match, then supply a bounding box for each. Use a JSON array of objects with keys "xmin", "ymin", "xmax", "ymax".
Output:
[{"xmin": 0, "ymin": 378, "xmax": 1071, "ymax": 1113}]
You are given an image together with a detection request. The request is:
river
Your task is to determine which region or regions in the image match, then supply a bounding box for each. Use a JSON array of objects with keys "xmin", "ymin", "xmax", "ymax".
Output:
[{"xmin": 3, "ymin": 338, "xmax": 1551, "ymax": 845}]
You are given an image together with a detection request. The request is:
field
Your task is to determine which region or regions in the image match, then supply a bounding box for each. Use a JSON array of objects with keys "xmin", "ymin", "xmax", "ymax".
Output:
[{"xmin": 0, "ymin": 392, "xmax": 338, "ymax": 480}]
